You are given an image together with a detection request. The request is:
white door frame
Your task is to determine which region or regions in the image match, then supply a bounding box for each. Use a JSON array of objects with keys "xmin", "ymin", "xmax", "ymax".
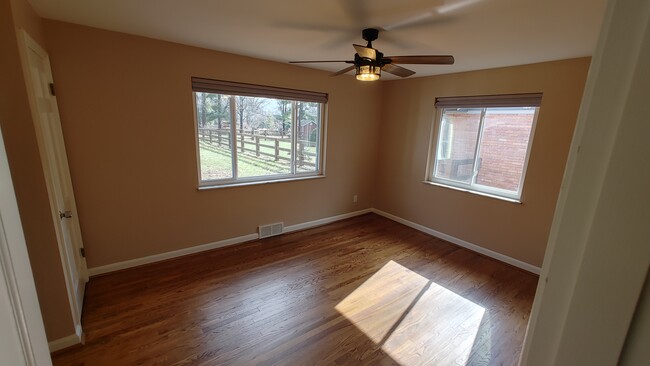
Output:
[
  {"xmin": 17, "ymin": 29, "xmax": 88, "ymax": 346},
  {"xmin": 519, "ymin": 0, "xmax": 650, "ymax": 364},
  {"xmin": 0, "ymin": 125, "xmax": 52, "ymax": 365}
]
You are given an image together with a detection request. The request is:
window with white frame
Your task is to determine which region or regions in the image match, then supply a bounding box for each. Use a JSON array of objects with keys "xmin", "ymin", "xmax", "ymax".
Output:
[
  {"xmin": 427, "ymin": 93, "xmax": 542, "ymax": 201},
  {"xmin": 191, "ymin": 78, "xmax": 327, "ymax": 187}
]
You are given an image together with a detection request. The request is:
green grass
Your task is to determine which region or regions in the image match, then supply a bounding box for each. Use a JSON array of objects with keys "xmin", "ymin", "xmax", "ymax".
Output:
[{"xmin": 199, "ymin": 140, "xmax": 317, "ymax": 181}]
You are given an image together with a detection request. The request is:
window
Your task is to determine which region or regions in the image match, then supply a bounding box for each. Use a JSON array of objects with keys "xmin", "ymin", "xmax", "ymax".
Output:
[
  {"xmin": 427, "ymin": 93, "xmax": 542, "ymax": 201},
  {"xmin": 191, "ymin": 78, "xmax": 327, "ymax": 187}
]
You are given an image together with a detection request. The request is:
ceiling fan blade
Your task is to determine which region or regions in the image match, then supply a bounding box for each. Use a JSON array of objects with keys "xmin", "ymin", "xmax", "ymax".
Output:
[
  {"xmin": 382, "ymin": 64, "xmax": 416, "ymax": 77},
  {"xmin": 381, "ymin": 0, "xmax": 480, "ymax": 31},
  {"xmin": 386, "ymin": 55, "xmax": 455, "ymax": 65},
  {"xmin": 339, "ymin": 0, "xmax": 368, "ymax": 26},
  {"xmin": 353, "ymin": 44, "xmax": 376, "ymax": 60},
  {"xmin": 331, "ymin": 66, "xmax": 356, "ymax": 76},
  {"xmin": 289, "ymin": 60, "xmax": 353, "ymax": 64}
]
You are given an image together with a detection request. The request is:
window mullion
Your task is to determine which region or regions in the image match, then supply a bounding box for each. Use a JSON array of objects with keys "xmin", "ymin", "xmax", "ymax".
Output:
[
  {"xmin": 230, "ymin": 95, "xmax": 238, "ymax": 179},
  {"xmin": 471, "ymin": 108, "xmax": 487, "ymax": 186},
  {"xmin": 291, "ymin": 101, "xmax": 297, "ymax": 175},
  {"xmin": 430, "ymin": 108, "xmax": 444, "ymax": 180},
  {"xmin": 193, "ymin": 81, "xmax": 327, "ymax": 188},
  {"xmin": 315, "ymin": 104, "xmax": 322, "ymax": 170}
]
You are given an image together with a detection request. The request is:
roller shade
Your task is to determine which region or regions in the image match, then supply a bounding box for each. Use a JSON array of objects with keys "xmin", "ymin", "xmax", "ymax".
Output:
[
  {"xmin": 435, "ymin": 93, "xmax": 543, "ymax": 108},
  {"xmin": 191, "ymin": 77, "xmax": 328, "ymax": 104}
]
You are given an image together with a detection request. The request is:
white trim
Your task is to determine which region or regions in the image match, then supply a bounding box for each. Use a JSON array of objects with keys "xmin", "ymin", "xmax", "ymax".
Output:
[
  {"xmin": 428, "ymin": 106, "xmax": 539, "ymax": 201},
  {"xmin": 283, "ymin": 209, "xmax": 372, "ymax": 233},
  {"xmin": 194, "ymin": 92, "xmax": 327, "ymax": 189},
  {"xmin": 18, "ymin": 30, "xmax": 87, "ymax": 336},
  {"xmin": 520, "ymin": 0, "xmax": 650, "ymax": 363},
  {"xmin": 88, "ymin": 233, "xmax": 259, "ymax": 277},
  {"xmin": 198, "ymin": 174, "xmax": 325, "ymax": 190},
  {"xmin": 0, "ymin": 127, "xmax": 51, "ymax": 364},
  {"xmin": 371, "ymin": 208, "xmax": 541, "ymax": 274},
  {"xmin": 88, "ymin": 209, "xmax": 373, "ymax": 276},
  {"xmin": 0, "ymin": 218, "xmax": 38, "ymax": 365},
  {"xmin": 47, "ymin": 331, "xmax": 81, "ymax": 353},
  {"xmin": 88, "ymin": 208, "xmax": 538, "ymax": 277},
  {"xmin": 422, "ymin": 181, "xmax": 522, "ymax": 204}
]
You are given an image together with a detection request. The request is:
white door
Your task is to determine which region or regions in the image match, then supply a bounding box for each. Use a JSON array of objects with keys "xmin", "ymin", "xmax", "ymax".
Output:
[{"xmin": 18, "ymin": 30, "xmax": 88, "ymax": 336}]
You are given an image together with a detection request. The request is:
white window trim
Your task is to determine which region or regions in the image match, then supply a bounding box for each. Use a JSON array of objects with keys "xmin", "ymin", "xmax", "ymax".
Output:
[
  {"xmin": 422, "ymin": 180, "xmax": 523, "ymax": 204},
  {"xmin": 439, "ymin": 120, "xmax": 454, "ymax": 159},
  {"xmin": 425, "ymin": 101, "xmax": 540, "ymax": 202},
  {"xmin": 191, "ymin": 78, "xmax": 328, "ymax": 189}
]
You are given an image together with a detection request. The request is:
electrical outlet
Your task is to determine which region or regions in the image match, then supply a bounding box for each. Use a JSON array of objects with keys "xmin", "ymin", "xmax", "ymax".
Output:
[{"xmin": 353, "ymin": 194, "xmax": 358, "ymax": 203}]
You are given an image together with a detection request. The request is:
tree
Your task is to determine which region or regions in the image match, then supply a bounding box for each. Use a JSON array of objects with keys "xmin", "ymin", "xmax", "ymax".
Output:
[
  {"xmin": 274, "ymin": 100, "xmax": 292, "ymax": 137},
  {"xmin": 214, "ymin": 94, "xmax": 230, "ymax": 129},
  {"xmin": 196, "ymin": 92, "xmax": 209, "ymax": 128},
  {"xmin": 296, "ymin": 102, "xmax": 317, "ymax": 124},
  {"xmin": 235, "ymin": 96, "xmax": 266, "ymax": 132},
  {"xmin": 296, "ymin": 102, "xmax": 318, "ymax": 139},
  {"xmin": 195, "ymin": 92, "xmax": 231, "ymax": 128}
]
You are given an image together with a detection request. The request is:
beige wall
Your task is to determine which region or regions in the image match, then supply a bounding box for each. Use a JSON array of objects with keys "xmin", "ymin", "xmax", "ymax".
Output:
[
  {"xmin": 43, "ymin": 20, "xmax": 382, "ymax": 268},
  {"xmin": 2, "ymin": 7, "xmax": 589, "ymax": 343},
  {"xmin": 43, "ymin": 20, "xmax": 588, "ymax": 271},
  {"xmin": 376, "ymin": 58, "xmax": 590, "ymax": 267},
  {"xmin": 0, "ymin": 0, "xmax": 74, "ymax": 341}
]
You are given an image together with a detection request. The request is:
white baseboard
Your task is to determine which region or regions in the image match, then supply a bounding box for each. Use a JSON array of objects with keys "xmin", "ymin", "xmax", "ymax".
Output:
[
  {"xmin": 88, "ymin": 208, "xmax": 372, "ymax": 277},
  {"xmin": 284, "ymin": 208, "xmax": 372, "ymax": 233},
  {"xmin": 371, "ymin": 209, "xmax": 541, "ymax": 275},
  {"xmin": 88, "ymin": 207, "xmax": 538, "ymax": 277},
  {"xmin": 88, "ymin": 232, "xmax": 260, "ymax": 277},
  {"xmin": 48, "ymin": 327, "xmax": 82, "ymax": 353}
]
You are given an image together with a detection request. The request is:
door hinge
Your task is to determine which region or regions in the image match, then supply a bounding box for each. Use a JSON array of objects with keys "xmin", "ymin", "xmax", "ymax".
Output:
[
  {"xmin": 59, "ymin": 210, "xmax": 72, "ymax": 219},
  {"xmin": 80, "ymin": 248, "xmax": 86, "ymax": 258},
  {"xmin": 49, "ymin": 83, "xmax": 55, "ymax": 96}
]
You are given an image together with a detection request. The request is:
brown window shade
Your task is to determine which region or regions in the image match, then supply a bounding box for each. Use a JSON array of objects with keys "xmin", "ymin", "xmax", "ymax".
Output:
[
  {"xmin": 435, "ymin": 93, "xmax": 543, "ymax": 108},
  {"xmin": 191, "ymin": 77, "xmax": 328, "ymax": 104}
]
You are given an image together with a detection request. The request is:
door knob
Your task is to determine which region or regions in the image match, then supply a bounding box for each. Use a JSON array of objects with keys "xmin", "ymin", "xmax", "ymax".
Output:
[{"xmin": 59, "ymin": 210, "xmax": 72, "ymax": 219}]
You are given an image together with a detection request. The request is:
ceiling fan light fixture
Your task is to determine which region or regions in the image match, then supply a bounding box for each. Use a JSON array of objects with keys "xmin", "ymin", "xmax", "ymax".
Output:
[
  {"xmin": 356, "ymin": 64, "xmax": 381, "ymax": 81},
  {"xmin": 290, "ymin": 28, "xmax": 454, "ymax": 80}
]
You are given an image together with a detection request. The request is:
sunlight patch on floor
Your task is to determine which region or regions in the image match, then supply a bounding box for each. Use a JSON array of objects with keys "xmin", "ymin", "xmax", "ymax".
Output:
[{"xmin": 335, "ymin": 260, "xmax": 485, "ymax": 365}]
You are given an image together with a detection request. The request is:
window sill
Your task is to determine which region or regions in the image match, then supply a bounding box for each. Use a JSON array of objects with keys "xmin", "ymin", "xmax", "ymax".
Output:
[
  {"xmin": 199, "ymin": 174, "xmax": 325, "ymax": 190},
  {"xmin": 422, "ymin": 181, "xmax": 522, "ymax": 204}
]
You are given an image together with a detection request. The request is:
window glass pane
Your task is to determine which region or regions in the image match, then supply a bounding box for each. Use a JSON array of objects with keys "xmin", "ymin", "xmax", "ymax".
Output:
[
  {"xmin": 235, "ymin": 96, "xmax": 292, "ymax": 178},
  {"xmin": 296, "ymin": 102, "xmax": 320, "ymax": 174},
  {"xmin": 434, "ymin": 108, "xmax": 481, "ymax": 184},
  {"xmin": 193, "ymin": 79, "xmax": 326, "ymax": 187},
  {"xmin": 475, "ymin": 107, "xmax": 536, "ymax": 192},
  {"xmin": 196, "ymin": 92, "xmax": 233, "ymax": 181}
]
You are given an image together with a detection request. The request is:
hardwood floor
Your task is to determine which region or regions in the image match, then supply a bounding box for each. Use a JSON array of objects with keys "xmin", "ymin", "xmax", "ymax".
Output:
[{"xmin": 51, "ymin": 214, "xmax": 538, "ymax": 366}]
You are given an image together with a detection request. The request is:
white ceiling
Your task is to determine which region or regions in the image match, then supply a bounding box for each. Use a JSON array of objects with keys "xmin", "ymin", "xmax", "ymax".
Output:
[{"xmin": 29, "ymin": 0, "xmax": 607, "ymax": 80}]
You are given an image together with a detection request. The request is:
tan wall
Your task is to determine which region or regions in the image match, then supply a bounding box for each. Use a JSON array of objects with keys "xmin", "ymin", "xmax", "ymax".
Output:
[
  {"xmin": 2, "ymin": 9, "xmax": 588, "ymax": 343},
  {"xmin": 375, "ymin": 58, "xmax": 590, "ymax": 267},
  {"xmin": 10, "ymin": 0, "xmax": 45, "ymax": 45},
  {"xmin": 0, "ymin": 0, "xmax": 74, "ymax": 340},
  {"xmin": 43, "ymin": 20, "xmax": 382, "ymax": 268}
]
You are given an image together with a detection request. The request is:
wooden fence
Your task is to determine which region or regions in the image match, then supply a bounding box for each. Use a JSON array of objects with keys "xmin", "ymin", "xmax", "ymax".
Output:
[{"xmin": 198, "ymin": 128, "xmax": 316, "ymax": 167}]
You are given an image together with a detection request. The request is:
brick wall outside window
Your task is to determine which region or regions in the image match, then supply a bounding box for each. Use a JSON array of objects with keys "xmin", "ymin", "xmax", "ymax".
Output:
[{"xmin": 438, "ymin": 111, "xmax": 534, "ymax": 192}]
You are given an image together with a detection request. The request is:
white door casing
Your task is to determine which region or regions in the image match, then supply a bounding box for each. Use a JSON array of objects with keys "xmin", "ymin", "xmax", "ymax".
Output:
[
  {"xmin": 0, "ymin": 126, "xmax": 53, "ymax": 365},
  {"xmin": 519, "ymin": 0, "xmax": 650, "ymax": 364},
  {"xmin": 17, "ymin": 30, "xmax": 88, "ymax": 340}
]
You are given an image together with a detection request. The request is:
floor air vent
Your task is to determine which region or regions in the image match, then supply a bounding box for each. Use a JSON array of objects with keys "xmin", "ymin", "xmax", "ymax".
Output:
[{"xmin": 258, "ymin": 222, "xmax": 284, "ymax": 239}]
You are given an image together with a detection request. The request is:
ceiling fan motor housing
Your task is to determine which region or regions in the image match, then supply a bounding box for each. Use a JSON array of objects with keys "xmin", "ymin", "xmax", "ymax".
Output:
[{"xmin": 362, "ymin": 28, "xmax": 379, "ymax": 43}]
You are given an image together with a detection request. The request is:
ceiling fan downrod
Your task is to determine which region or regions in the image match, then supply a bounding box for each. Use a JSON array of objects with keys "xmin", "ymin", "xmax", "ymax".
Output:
[{"xmin": 362, "ymin": 28, "xmax": 379, "ymax": 48}]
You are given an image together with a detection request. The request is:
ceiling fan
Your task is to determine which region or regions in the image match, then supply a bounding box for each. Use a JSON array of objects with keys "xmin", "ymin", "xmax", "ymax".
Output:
[{"xmin": 289, "ymin": 28, "xmax": 454, "ymax": 81}]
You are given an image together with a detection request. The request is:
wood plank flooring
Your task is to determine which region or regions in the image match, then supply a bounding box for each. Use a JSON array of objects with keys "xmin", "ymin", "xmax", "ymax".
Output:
[{"xmin": 51, "ymin": 213, "xmax": 538, "ymax": 366}]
